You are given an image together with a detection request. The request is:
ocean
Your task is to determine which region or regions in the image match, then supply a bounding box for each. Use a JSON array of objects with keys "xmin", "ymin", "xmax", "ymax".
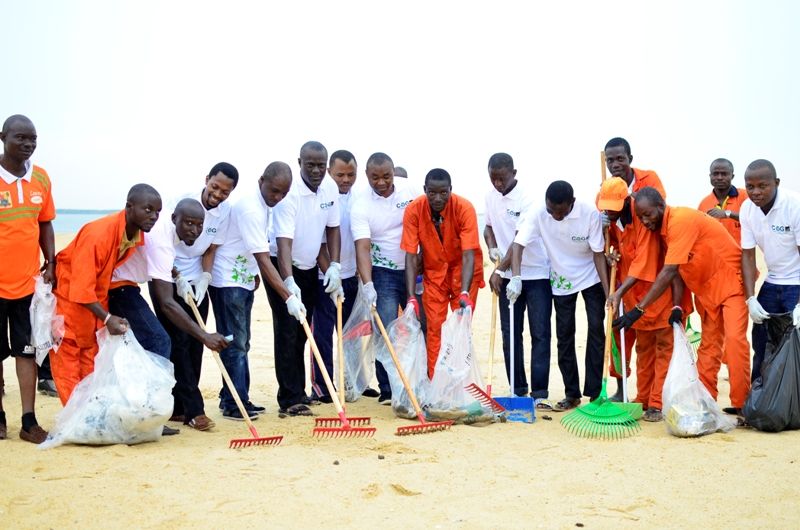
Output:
[{"xmin": 53, "ymin": 209, "xmax": 116, "ymax": 233}]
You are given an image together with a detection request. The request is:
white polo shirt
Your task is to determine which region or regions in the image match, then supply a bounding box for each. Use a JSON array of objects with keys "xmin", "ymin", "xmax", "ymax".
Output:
[
  {"xmin": 170, "ymin": 190, "xmax": 231, "ymax": 281},
  {"xmin": 319, "ymin": 190, "xmax": 357, "ymax": 280},
  {"xmin": 350, "ymin": 179, "xmax": 416, "ymax": 271},
  {"xmin": 740, "ymin": 189, "xmax": 800, "ymax": 285},
  {"xmin": 269, "ymin": 177, "xmax": 340, "ymax": 271},
  {"xmin": 112, "ymin": 216, "xmax": 178, "ymax": 285},
  {"xmin": 211, "ymin": 185, "xmax": 270, "ymax": 290},
  {"xmin": 514, "ymin": 200, "xmax": 604, "ymax": 295},
  {"xmin": 484, "ymin": 182, "xmax": 549, "ymax": 280}
]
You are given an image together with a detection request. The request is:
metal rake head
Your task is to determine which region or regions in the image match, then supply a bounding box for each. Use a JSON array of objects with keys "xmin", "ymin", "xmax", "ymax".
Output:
[
  {"xmin": 395, "ymin": 420, "xmax": 453, "ymax": 436},
  {"xmin": 312, "ymin": 426, "xmax": 376, "ymax": 438},
  {"xmin": 314, "ymin": 416, "xmax": 372, "ymax": 427},
  {"xmin": 229, "ymin": 435, "xmax": 283, "ymax": 448},
  {"xmin": 464, "ymin": 383, "xmax": 506, "ymax": 413}
]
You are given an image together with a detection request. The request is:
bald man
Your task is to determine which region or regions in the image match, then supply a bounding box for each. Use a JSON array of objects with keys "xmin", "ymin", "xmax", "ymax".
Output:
[{"xmin": 0, "ymin": 114, "xmax": 55, "ymax": 443}]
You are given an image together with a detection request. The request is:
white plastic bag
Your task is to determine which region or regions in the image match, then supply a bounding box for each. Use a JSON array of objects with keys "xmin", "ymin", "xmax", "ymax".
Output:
[
  {"xmin": 662, "ymin": 323, "xmax": 735, "ymax": 437},
  {"xmin": 342, "ymin": 287, "xmax": 377, "ymax": 402},
  {"xmin": 29, "ymin": 274, "xmax": 64, "ymax": 366},
  {"xmin": 374, "ymin": 305, "xmax": 429, "ymax": 419},
  {"xmin": 40, "ymin": 329, "xmax": 175, "ymax": 448}
]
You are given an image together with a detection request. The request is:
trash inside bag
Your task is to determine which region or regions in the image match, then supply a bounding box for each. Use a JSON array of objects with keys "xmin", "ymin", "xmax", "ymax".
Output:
[
  {"xmin": 424, "ymin": 308, "xmax": 495, "ymax": 425},
  {"xmin": 662, "ymin": 323, "xmax": 735, "ymax": 437},
  {"xmin": 374, "ymin": 305, "xmax": 429, "ymax": 419},
  {"xmin": 342, "ymin": 286, "xmax": 377, "ymax": 402},
  {"xmin": 40, "ymin": 329, "xmax": 175, "ymax": 448},
  {"xmin": 743, "ymin": 313, "xmax": 800, "ymax": 432},
  {"xmin": 29, "ymin": 274, "xmax": 64, "ymax": 366}
]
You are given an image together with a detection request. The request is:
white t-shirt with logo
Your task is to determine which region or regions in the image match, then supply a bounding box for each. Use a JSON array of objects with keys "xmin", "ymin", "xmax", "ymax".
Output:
[
  {"xmin": 484, "ymin": 182, "xmax": 549, "ymax": 280},
  {"xmin": 112, "ymin": 217, "xmax": 178, "ymax": 284},
  {"xmin": 269, "ymin": 177, "xmax": 340, "ymax": 271},
  {"xmin": 211, "ymin": 185, "xmax": 270, "ymax": 290},
  {"xmin": 514, "ymin": 200, "xmax": 604, "ymax": 295},
  {"xmin": 350, "ymin": 179, "xmax": 416, "ymax": 271},
  {"xmin": 168, "ymin": 190, "xmax": 231, "ymax": 281},
  {"xmin": 740, "ymin": 188, "xmax": 800, "ymax": 285}
]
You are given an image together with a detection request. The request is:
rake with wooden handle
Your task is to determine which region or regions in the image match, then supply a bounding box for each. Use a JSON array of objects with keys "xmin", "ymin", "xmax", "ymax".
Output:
[
  {"xmin": 185, "ymin": 296, "xmax": 282, "ymax": 448},
  {"xmin": 300, "ymin": 318, "xmax": 376, "ymax": 438},
  {"xmin": 371, "ymin": 309, "xmax": 453, "ymax": 435}
]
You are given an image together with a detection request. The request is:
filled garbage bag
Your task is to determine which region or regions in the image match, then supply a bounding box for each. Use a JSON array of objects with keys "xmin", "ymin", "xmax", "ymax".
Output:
[
  {"xmin": 342, "ymin": 287, "xmax": 377, "ymax": 402},
  {"xmin": 662, "ymin": 323, "xmax": 735, "ymax": 437},
  {"xmin": 374, "ymin": 305, "xmax": 429, "ymax": 419},
  {"xmin": 40, "ymin": 329, "xmax": 175, "ymax": 448},
  {"xmin": 29, "ymin": 274, "xmax": 64, "ymax": 366},
  {"xmin": 743, "ymin": 313, "xmax": 800, "ymax": 432}
]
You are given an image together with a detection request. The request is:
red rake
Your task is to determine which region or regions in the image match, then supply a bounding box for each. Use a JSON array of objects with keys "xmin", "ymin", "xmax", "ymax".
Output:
[
  {"xmin": 465, "ymin": 383, "xmax": 507, "ymax": 413},
  {"xmin": 300, "ymin": 318, "xmax": 376, "ymax": 438},
  {"xmin": 372, "ymin": 309, "xmax": 452, "ymax": 436}
]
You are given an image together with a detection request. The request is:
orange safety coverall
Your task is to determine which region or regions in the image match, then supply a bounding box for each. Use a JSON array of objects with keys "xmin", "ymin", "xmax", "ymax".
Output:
[
  {"xmin": 51, "ymin": 211, "xmax": 143, "ymax": 404},
  {"xmin": 697, "ymin": 186, "xmax": 747, "ymax": 244},
  {"xmin": 660, "ymin": 206, "xmax": 750, "ymax": 408},
  {"xmin": 401, "ymin": 194, "xmax": 485, "ymax": 378}
]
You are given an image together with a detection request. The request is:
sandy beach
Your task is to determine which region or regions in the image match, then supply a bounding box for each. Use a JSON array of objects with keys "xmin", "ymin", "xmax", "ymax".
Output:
[{"xmin": 1, "ymin": 233, "xmax": 798, "ymax": 529}]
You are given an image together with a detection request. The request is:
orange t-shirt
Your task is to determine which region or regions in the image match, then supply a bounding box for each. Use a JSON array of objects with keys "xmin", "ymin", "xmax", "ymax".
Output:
[
  {"xmin": 55, "ymin": 210, "xmax": 144, "ymax": 347},
  {"xmin": 661, "ymin": 206, "xmax": 743, "ymax": 311},
  {"xmin": 697, "ymin": 187, "xmax": 747, "ymax": 243},
  {"xmin": 400, "ymin": 193, "xmax": 484, "ymax": 289},
  {"xmin": 0, "ymin": 164, "xmax": 56, "ymax": 299}
]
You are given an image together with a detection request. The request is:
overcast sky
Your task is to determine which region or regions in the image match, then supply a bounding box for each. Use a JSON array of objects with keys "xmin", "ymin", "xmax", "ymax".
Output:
[{"xmin": 3, "ymin": 0, "xmax": 798, "ymax": 210}]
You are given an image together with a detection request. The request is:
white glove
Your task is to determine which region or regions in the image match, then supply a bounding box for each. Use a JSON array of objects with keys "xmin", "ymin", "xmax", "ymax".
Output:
[
  {"xmin": 600, "ymin": 211, "xmax": 611, "ymax": 229},
  {"xmin": 285, "ymin": 294, "xmax": 307, "ymax": 321},
  {"xmin": 191, "ymin": 272, "xmax": 212, "ymax": 305},
  {"xmin": 330, "ymin": 285, "xmax": 344, "ymax": 304},
  {"xmin": 362, "ymin": 281, "xmax": 378, "ymax": 307},
  {"xmin": 283, "ymin": 276, "xmax": 302, "ymax": 300},
  {"xmin": 506, "ymin": 275, "xmax": 522, "ymax": 304},
  {"xmin": 175, "ymin": 275, "xmax": 193, "ymax": 305},
  {"xmin": 793, "ymin": 304, "xmax": 800, "ymax": 328},
  {"xmin": 488, "ymin": 247, "xmax": 504, "ymax": 263},
  {"xmin": 323, "ymin": 262, "xmax": 342, "ymax": 294},
  {"xmin": 746, "ymin": 296, "xmax": 770, "ymax": 324}
]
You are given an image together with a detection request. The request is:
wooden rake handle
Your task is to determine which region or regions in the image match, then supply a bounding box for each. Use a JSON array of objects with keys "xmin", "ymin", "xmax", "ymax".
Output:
[
  {"xmin": 300, "ymin": 318, "xmax": 349, "ymax": 421},
  {"xmin": 603, "ymin": 258, "xmax": 618, "ymax": 380},
  {"xmin": 487, "ymin": 259, "xmax": 500, "ymax": 394},
  {"xmin": 336, "ymin": 296, "xmax": 345, "ymax": 406}
]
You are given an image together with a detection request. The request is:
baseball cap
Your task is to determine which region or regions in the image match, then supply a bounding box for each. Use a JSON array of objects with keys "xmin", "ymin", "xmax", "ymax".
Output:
[{"xmin": 597, "ymin": 177, "xmax": 629, "ymax": 211}]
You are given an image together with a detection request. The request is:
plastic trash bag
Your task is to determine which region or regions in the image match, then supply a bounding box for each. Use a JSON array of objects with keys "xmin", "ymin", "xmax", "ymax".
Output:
[
  {"xmin": 423, "ymin": 308, "xmax": 494, "ymax": 424},
  {"xmin": 374, "ymin": 305, "xmax": 429, "ymax": 419},
  {"xmin": 662, "ymin": 323, "xmax": 735, "ymax": 437},
  {"xmin": 29, "ymin": 274, "xmax": 64, "ymax": 366},
  {"xmin": 743, "ymin": 313, "xmax": 800, "ymax": 432},
  {"xmin": 40, "ymin": 329, "xmax": 175, "ymax": 449},
  {"xmin": 341, "ymin": 288, "xmax": 377, "ymax": 402}
]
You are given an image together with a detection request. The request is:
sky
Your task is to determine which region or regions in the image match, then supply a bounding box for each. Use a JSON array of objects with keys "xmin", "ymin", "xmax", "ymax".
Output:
[{"xmin": 2, "ymin": 0, "xmax": 799, "ymax": 211}]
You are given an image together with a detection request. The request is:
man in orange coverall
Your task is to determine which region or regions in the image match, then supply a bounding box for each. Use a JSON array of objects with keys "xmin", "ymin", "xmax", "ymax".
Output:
[
  {"xmin": 602, "ymin": 137, "xmax": 667, "ymax": 394},
  {"xmin": 615, "ymin": 187, "xmax": 750, "ymax": 415},
  {"xmin": 698, "ymin": 158, "xmax": 747, "ymax": 244},
  {"xmin": 601, "ymin": 178, "xmax": 691, "ymax": 422},
  {"xmin": 401, "ymin": 168, "xmax": 484, "ymax": 378},
  {"xmin": 52, "ymin": 184, "xmax": 162, "ymax": 404}
]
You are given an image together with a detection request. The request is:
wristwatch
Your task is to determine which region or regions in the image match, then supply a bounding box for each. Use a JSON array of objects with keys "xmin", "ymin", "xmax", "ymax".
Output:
[{"xmin": 724, "ymin": 210, "xmax": 732, "ymax": 218}]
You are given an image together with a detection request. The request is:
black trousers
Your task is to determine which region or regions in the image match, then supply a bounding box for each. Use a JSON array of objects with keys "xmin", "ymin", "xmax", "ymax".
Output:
[
  {"xmin": 150, "ymin": 282, "xmax": 209, "ymax": 421},
  {"xmin": 265, "ymin": 258, "xmax": 319, "ymax": 410}
]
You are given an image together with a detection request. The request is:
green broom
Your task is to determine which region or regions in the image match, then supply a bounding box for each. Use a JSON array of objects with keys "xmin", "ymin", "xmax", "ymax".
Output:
[{"xmin": 561, "ymin": 259, "xmax": 640, "ymax": 439}]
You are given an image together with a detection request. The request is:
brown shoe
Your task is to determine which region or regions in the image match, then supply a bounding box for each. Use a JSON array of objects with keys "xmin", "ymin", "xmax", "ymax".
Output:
[
  {"xmin": 169, "ymin": 414, "xmax": 186, "ymax": 423},
  {"xmin": 19, "ymin": 425, "xmax": 48, "ymax": 444},
  {"xmin": 0, "ymin": 423, "xmax": 7, "ymax": 440},
  {"xmin": 187, "ymin": 415, "xmax": 215, "ymax": 431}
]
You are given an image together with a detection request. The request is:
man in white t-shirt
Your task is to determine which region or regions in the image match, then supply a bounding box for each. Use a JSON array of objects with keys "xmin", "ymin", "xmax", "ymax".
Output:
[
  {"xmin": 351, "ymin": 152, "xmax": 417, "ymax": 402},
  {"xmin": 209, "ymin": 162, "xmax": 301, "ymax": 421},
  {"xmin": 150, "ymin": 162, "xmax": 237, "ymax": 430},
  {"xmin": 266, "ymin": 142, "xmax": 341, "ymax": 416},
  {"xmin": 485, "ymin": 153, "xmax": 552, "ymax": 402},
  {"xmin": 740, "ymin": 159, "xmax": 800, "ymax": 381},
  {"xmin": 511, "ymin": 180, "xmax": 609, "ymax": 412}
]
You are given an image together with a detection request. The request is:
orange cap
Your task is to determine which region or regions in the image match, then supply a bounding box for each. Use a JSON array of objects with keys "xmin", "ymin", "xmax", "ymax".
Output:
[{"xmin": 597, "ymin": 177, "xmax": 629, "ymax": 211}]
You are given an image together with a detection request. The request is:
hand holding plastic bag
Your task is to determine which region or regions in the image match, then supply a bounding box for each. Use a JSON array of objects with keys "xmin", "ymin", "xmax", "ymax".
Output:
[
  {"xmin": 341, "ymin": 283, "xmax": 377, "ymax": 402},
  {"xmin": 29, "ymin": 274, "xmax": 64, "ymax": 366}
]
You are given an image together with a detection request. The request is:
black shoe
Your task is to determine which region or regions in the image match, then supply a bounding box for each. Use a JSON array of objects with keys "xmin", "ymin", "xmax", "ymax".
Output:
[
  {"xmin": 246, "ymin": 401, "xmax": 266, "ymax": 415},
  {"xmin": 722, "ymin": 407, "xmax": 742, "ymax": 416},
  {"xmin": 222, "ymin": 408, "xmax": 258, "ymax": 421},
  {"xmin": 161, "ymin": 425, "xmax": 181, "ymax": 436},
  {"xmin": 37, "ymin": 379, "xmax": 58, "ymax": 397},
  {"xmin": 378, "ymin": 393, "xmax": 392, "ymax": 405},
  {"xmin": 608, "ymin": 385, "xmax": 624, "ymax": 403},
  {"xmin": 362, "ymin": 388, "xmax": 380, "ymax": 398},
  {"xmin": 314, "ymin": 395, "xmax": 333, "ymax": 404}
]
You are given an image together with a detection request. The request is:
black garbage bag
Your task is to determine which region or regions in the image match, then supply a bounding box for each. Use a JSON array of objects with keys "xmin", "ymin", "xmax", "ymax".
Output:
[{"xmin": 743, "ymin": 313, "xmax": 800, "ymax": 432}]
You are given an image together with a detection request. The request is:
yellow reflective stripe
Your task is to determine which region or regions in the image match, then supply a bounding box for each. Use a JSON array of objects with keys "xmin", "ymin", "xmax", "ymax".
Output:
[
  {"xmin": 0, "ymin": 211, "xmax": 39, "ymax": 223},
  {"xmin": 0, "ymin": 205, "xmax": 40, "ymax": 216},
  {"xmin": 31, "ymin": 170, "xmax": 50, "ymax": 191}
]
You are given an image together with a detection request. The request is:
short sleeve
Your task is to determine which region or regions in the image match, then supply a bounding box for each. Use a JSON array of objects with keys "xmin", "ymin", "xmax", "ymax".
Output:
[
  {"xmin": 400, "ymin": 202, "xmax": 421, "ymax": 254},
  {"xmin": 484, "ymin": 194, "xmax": 494, "ymax": 228},
  {"xmin": 326, "ymin": 192, "xmax": 340, "ymax": 228},
  {"xmin": 514, "ymin": 210, "xmax": 541, "ymax": 247},
  {"xmin": 272, "ymin": 193, "xmax": 298, "ymax": 240},
  {"xmin": 239, "ymin": 206, "xmax": 270, "ymax": 255},
  {"xmin": 739, "ymin": 202, "xmax": 756, "ymax": 250},
  {"xmin": 587, "ymin": 209, "xmax": 605, "ymax": 253},
  {"xmin": 212, "ymin": 209, "xmax": 230, "ymax": 245},
  {"xmin": 37, "ymin": 171, "xmax": 56, "ymax": 222},
  {"xmin": 350, "ymin": 200, "xmax": 371, "ymax": 241}
]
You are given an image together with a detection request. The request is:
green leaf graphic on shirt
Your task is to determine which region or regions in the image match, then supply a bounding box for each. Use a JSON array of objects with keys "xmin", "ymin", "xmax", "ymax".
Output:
[
  {"xmin": 550, "ymin": 271, "xmax": 572, "ymax": 291},
  {"xmin": 230, "ymin": 255, "xmax": 255, "ymax": 285},
  {"xmin": 370, "ymin": 242, "xmax": 398, "ymax": 270}
]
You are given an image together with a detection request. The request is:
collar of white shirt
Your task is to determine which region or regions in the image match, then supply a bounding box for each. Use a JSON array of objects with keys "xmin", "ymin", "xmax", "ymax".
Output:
[
  {"xmin": 298, "ymin": 179, "xmax": 318, "ymax": 196},
  {"xmin": 0, "ymin": 159, "xmax": 32, "ymax": 185}
]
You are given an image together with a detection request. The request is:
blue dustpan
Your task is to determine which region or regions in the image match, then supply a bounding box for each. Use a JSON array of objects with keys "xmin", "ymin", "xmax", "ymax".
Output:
[{"xmin": 494, "ymin": 396, "xmax": 536, "ymax": 423}]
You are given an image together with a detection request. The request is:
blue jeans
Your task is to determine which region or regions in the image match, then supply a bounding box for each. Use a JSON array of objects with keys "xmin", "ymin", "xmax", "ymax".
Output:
[
  {"xmin": 372, "ymin": 267, "xmax": 407, "ymax": 396},
  {"xmin": 753, "ymin": 282, "xmax": 800, "ymax": 381},
  {"xmin": 498, "ymin": 278, "xmax": 553, "ymax": 398},
  {"xmin": 208, "ymin": 286, "xmax": 253, "ymax": 410},
  {"xmin": 108, "ymin": 286, "xmax": 171, "ymax": 359},
  {"xmin": 311, "ymin": 276, "xmax": 359, "ymax": 398}
]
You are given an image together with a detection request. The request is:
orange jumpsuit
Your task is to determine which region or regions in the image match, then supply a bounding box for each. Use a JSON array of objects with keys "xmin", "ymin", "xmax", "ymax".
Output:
[
  {"xmin": 52, "ymin": 211, "xmax": 143, "ymax": 404},
  {"xmin": 697, "ymin": 186, "xmax": 747, "ymax": 244},
  {"xmin": 401, "ymin": 194, "xmax": 484, "ymax": 378},
  {"xmin": 660, "ymin": 206, "xmax": 750, "ymax": 408}
]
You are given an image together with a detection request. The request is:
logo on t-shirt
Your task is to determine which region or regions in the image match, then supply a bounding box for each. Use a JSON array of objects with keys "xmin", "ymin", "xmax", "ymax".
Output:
[
  {"xmin": 771, "ymin": 225, "xmax": 792, "ymax": 233},
  {"xmin": 320, "ymin": 201, "xmax": 334, "ymax": 210},
  {"xmin": 571, "ymin": 235, "xmax": 589, "ymax": 242},
  {"xmin": 506, "ymin": 209, "xmax": 521, "ymax": 218},
  {"xmin": 29, "ymin": 191, "xmax": 43, "ymax": 204},
  {"xmin": 0, "ymin": 191, "xmax": 11, "ymax": 208},
  {"xmin": 206, "ymin": 227, "xmax": 217, "ymax": 234},
  {"xmin": 396, "ymin": 200, "xmax": 412, "ymax": 209}
]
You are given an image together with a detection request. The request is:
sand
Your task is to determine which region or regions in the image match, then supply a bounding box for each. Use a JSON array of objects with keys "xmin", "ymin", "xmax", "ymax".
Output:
[{"xmin": 1, "ymin": 234, "xmax": 798, "ymax": 529}]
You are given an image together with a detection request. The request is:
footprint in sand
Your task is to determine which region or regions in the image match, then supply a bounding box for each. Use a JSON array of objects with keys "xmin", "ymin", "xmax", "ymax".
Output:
[
  {"xmin": 390, "ymin": 483, "xmax": 421, "ymax": 496},
  {"xmin": 362, "ymin": 483, "xmax": 381, "ymax": 498}
]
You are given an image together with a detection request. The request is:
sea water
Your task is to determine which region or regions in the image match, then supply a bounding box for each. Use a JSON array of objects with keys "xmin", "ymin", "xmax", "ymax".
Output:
[{"xmin": 53, "ymin": 209, "xmax": 116, "ymax": 233}]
